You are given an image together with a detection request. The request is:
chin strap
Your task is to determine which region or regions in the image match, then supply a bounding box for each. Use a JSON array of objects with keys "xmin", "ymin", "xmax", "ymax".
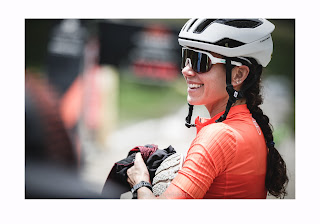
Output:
[
  {"xmin": 185, "ymin": 103, "xmax": 196, "ymax": 128},
  {"xmin": 216, "ymin": 57, "xmax": 244, "ymax": 123}
]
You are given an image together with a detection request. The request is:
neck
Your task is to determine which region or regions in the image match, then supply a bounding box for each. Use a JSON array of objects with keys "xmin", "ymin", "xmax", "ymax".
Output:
[{"xmin": 207, "ymin": 98, "xmax": 247, "ymax": 118}]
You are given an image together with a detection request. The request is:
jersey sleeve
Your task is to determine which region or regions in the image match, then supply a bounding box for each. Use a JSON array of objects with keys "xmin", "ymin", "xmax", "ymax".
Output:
[{"xmin": 170, "ymin": 124, "xmax": 237, "ymax": 198}]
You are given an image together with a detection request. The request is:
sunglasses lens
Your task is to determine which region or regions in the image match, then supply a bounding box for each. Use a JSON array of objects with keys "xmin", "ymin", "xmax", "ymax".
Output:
[{"xmin": 181, "ymin": 48, "xmax": 212, "ymax": 73}]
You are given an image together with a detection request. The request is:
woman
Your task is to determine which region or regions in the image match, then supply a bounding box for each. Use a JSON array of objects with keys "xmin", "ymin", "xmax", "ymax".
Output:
[{"xmin": 127, "ymin": 19, "xmax": 288, "ymax": 199}]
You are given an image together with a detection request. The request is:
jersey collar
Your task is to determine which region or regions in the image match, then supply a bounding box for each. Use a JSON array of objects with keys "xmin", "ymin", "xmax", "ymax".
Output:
[{"xmin": 195, "ymin": 104, "xmax": 250, "ymax": 133}]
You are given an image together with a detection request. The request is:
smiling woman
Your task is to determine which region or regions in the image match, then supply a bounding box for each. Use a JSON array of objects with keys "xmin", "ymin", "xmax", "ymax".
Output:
[
  {"xmin": 182, "ymin": 48, "xmax": 250, "ymax": 118},
  {"xmin": 126, "ymin": 19, "xmax": 289, "ymax": 199}
]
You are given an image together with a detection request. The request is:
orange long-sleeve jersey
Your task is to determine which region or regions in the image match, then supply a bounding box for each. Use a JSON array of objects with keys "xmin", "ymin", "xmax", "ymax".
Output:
[{"xmin": 169, "ymin": 104, "xmax": 268, "ymax": 199}]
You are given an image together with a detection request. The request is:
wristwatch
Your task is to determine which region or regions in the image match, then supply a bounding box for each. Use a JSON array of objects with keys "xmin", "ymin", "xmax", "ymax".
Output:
[{"xmin": 131, "ymin": 181, "xmax": 153, "ymax": 199}]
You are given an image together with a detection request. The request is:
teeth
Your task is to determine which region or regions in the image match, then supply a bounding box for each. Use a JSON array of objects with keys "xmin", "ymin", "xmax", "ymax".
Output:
[{"xmin": 188, "ymin": 84, "xmax": 204, "ymax": 89}]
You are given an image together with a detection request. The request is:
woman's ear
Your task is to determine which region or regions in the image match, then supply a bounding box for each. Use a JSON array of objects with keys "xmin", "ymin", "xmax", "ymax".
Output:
[{"xmin": 232, "ymin": 65, "xmax": 250, "ymax": 88}]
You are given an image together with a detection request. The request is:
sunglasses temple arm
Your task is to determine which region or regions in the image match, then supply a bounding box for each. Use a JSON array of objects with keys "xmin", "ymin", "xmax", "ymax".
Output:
[{"xmin": 231, "ymin": 61, "xmax": 242, "ymax": 66}]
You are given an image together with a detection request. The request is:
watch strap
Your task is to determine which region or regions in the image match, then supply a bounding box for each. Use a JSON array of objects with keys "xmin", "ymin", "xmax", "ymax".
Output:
[{"xmin": 131, "ymin": 181, "xmax": 153, "ymax": 199}]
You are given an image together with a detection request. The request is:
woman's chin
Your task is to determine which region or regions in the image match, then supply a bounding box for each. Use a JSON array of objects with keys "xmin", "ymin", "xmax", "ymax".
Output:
[{"xmin": 187, "ymin": 97, "xmax": 201, "ymax": 106}]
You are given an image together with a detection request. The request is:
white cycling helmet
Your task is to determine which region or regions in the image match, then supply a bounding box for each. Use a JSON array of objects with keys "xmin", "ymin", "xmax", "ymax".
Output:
[
  {"xmin": 178, "ymin": 19, "xmax": 275, "ymax": 67},
  {"xmin": 180, "ymin": 19, "xmax": 275, "ymax": 125}
]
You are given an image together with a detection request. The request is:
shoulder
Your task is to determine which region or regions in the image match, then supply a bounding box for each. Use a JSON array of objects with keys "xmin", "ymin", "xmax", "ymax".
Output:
[
  {"xmin": 197, "ymin": 122, "xmax": 236, "ymax": 143},
  {"xmin": 193, "ymin": 122, "xmax": 237, "ymax": 153},
  {"xmin": 188, "ymin": 122, "xmax": 238, "ymax": 172}
]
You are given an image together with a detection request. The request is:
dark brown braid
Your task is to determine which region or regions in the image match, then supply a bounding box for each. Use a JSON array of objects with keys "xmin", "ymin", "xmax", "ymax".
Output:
[{"xmin": 241, "ymin": 61, "xmax": 289, "ymax": 198}]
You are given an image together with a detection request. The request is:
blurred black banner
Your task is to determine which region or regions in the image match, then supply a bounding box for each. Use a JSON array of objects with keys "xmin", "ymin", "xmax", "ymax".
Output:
[
  {"xmin": 47, "ymin": 19, "xmax": 87, "ymax": 95},
  {"xmin": 26, "ymin": 19, "xmax": 183, "ymax": 86},
  {"xmin": 98, "ymin": 20, "xmax": 182, "ymax": 82}
]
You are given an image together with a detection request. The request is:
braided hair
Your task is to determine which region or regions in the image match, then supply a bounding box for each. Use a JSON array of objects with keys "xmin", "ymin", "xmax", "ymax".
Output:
[{"xmin": 241, "ymin": 60, "xmax": 289, "ymax": 198}]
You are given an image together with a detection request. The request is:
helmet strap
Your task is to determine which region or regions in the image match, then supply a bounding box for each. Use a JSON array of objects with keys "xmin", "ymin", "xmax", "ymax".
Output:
[
  {"xmin": 185, "ymin": 103, "xmax": 196, "ymax": 128},
  {"xmin": 216, "ymin": 57, "xmax": 244, "ymax": 123}
]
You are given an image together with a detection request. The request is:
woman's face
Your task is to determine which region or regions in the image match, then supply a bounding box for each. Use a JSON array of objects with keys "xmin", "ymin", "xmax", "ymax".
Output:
[{"xmin": 182, "ymin": 52, "xmax": 229, "ymax": 114}]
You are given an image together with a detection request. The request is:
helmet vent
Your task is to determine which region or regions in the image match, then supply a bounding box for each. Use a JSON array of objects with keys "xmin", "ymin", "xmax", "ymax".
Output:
[
  {"xmin": 186, "ymin": 19, "xmax": 198, "ymax": 32},
  {"xmin": 214, "ymin": 38, "xmax": 245, "ymax": 48},
  {"xmin": 181, "ymin": 23, "xmax": 188, "ymax": 31},
  {"xmin": 216, "ymin": 19, "xmax": 262, "ymax": 28},
  {"xmin": 194, "ymin": 19, "xmax": 215, "ymax": 33}
]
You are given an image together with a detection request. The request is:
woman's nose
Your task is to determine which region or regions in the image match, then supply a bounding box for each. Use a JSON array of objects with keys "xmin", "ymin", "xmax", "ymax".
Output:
[{"xmin": 182, "ymin": 63, "xmax": 196, "ymax": 78}]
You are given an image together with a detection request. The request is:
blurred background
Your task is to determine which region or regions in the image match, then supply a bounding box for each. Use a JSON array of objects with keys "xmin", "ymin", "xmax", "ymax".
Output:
[{"xmin": 25, "ymin": 19, "xmax": 295, "ymax": 199}]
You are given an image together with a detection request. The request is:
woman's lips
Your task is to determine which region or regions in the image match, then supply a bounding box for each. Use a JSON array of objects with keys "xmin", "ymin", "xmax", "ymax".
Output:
[
  {"xmin": 187, "ymin": 83, "xmax": 204, "ymax": 93},
  {"xmin": 188, "ymin": 83, "xmax": 204, "ymax": 89}
]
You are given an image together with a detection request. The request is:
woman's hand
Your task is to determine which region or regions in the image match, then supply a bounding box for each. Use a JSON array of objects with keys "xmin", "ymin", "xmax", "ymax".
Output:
[
  {"xmin": 126, "ymin": 152, "xmax": 191, "ymax": 199},
  {"xmin": 127, "ymin": 152, "xmax": 150, "ymax": 187}
]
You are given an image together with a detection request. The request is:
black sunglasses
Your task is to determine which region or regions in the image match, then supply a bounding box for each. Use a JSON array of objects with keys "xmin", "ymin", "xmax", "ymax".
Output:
[{"xmin": 181, "ymin": 47, "xmax": 242, "ymax": 73}]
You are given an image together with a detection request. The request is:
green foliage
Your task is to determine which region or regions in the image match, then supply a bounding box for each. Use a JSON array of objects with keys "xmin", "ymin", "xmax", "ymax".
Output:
[
  {"xmin": 118, "ymin": 75, "xmax": 186, "ymax": 124},
  {"xmin": 267, "ymin": 20, "xmax": 295, "ymax": 84},
  {"xmin": 268, "ymin": 19, "xmax": 295, "ymax": 132}
]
